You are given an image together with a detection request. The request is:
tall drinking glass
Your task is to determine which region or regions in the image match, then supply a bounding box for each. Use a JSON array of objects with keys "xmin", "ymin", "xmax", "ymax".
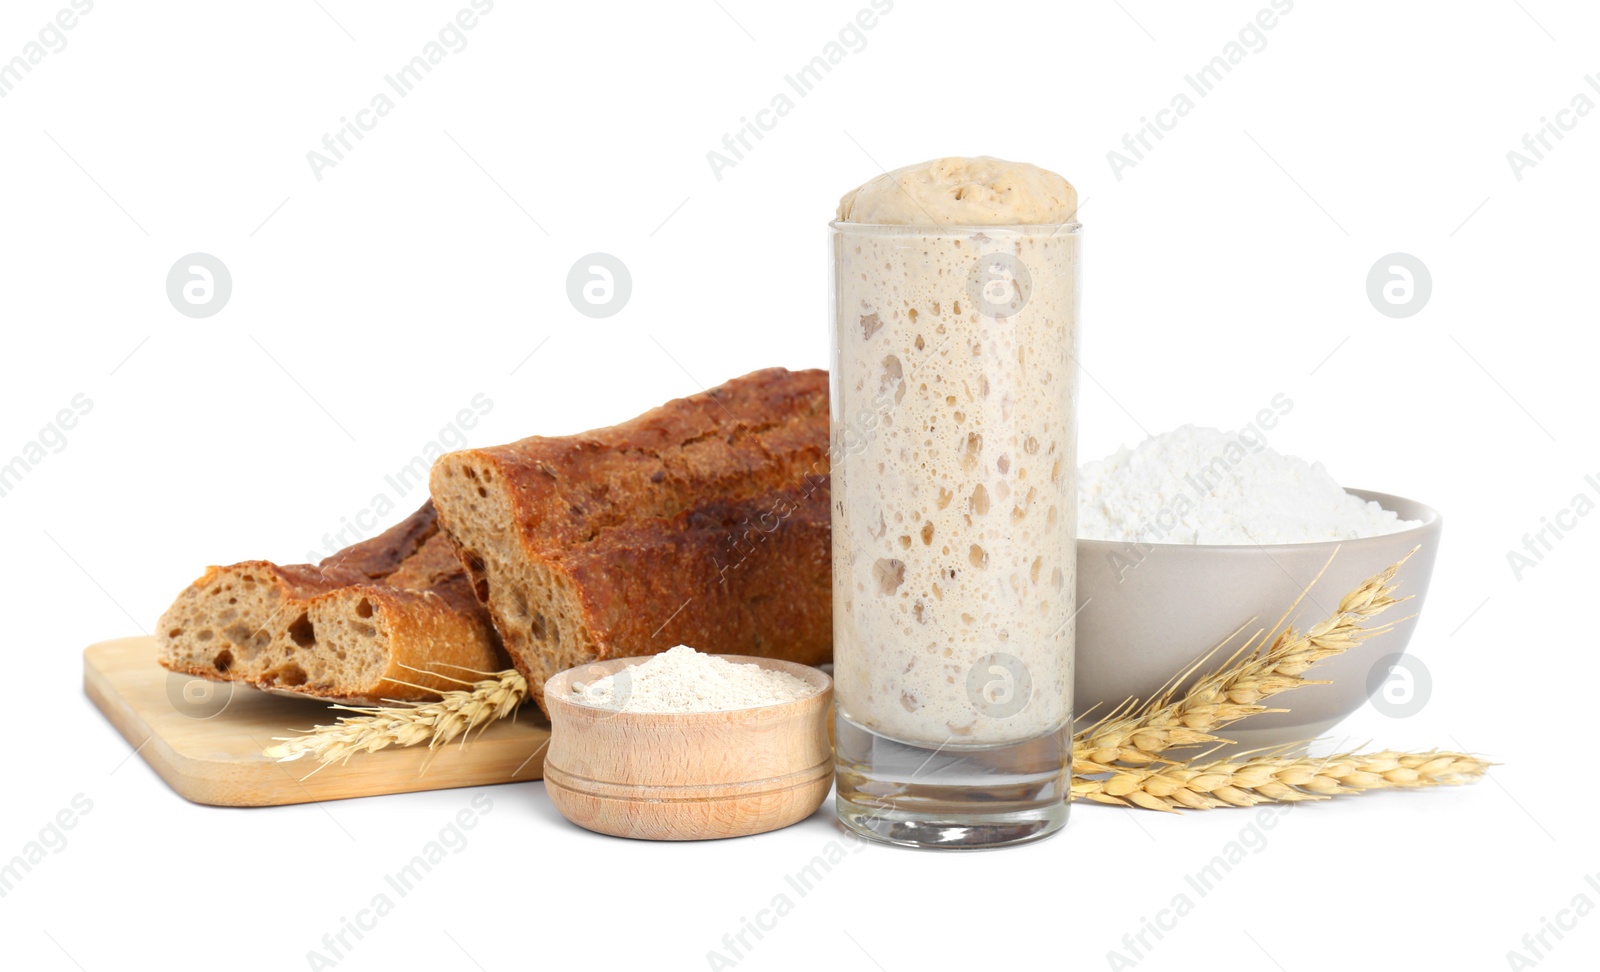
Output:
[{"xmin": 830, "ymin": 220, "xmax": 1080, "ymax": 848}]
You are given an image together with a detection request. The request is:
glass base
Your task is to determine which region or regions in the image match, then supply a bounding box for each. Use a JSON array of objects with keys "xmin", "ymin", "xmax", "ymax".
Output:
[{"xmin": 833, "ymin": 712, "xmax": 1070, "ymax": 850}]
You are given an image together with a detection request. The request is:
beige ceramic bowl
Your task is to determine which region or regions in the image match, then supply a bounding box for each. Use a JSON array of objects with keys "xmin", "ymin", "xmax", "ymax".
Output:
[
  {"xmin": 543, "ymin": 656, "xmax": 833, "ymax": 841},
  {"xmin": 1074, "ymin": 489, "xmax": 1442, "ymax": 748}
]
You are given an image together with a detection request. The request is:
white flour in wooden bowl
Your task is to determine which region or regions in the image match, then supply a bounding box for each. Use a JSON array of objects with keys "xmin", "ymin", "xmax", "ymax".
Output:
[
  {"xmin": 1077, "ymin": 425, "xmax": 1420, "ymax": 545},
  {"xmin": 568, "ymin": 646, "xmax": 819, "ymax": 713}
]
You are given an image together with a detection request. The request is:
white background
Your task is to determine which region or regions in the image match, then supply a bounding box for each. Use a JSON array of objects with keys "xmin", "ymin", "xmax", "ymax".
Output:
[{"xmin": 2, "ymin": 1, "xmax": 1596, "ymax": 969}]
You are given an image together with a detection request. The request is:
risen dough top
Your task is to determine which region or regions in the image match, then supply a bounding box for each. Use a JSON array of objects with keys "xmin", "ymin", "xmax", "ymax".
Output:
[{"xmin": 836, "ymin": 156, "xmax": 1078, "ymax": 225}]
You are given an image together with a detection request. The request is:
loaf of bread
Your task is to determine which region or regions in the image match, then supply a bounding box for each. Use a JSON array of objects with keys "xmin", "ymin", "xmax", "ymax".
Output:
[
  {"xmin": 429, "ymin": 368, "xmax": 832, "ymax": 707},
  {"xmin": 157, "ymin": 502, "xmax": 507, "ymax": 702}
]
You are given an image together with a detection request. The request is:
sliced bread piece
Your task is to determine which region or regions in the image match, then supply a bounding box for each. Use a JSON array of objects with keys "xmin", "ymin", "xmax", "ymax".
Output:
[
  {"xmin": 157, "ymin": 502, "xmax": 506, "ymax": 702},
  {"xmin": 429, "ymin": 367, "xmax": 832, "ymax": 707}
]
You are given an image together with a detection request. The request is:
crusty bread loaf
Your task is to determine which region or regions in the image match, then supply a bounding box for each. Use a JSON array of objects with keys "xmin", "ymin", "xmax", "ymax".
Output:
[
  {"xmin": 157, "ymin": 502, "xmax": 507, "ymax": 702},
  {"xmin": 429, "ymin": 368, "xmax": 831, "ymax": 708}
]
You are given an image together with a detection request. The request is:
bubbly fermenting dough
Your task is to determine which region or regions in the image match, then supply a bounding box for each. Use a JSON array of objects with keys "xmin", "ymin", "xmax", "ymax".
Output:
[
  {"xmin": 836, "ymin": 156, "xmax": 1079, "ymax": 226},
  {"xmin": 831, "ymin": 158, "xmax": 1080, "ymax": 746}
]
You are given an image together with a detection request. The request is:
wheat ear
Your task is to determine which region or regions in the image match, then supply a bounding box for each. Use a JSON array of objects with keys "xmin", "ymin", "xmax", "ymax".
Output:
[
  {"xmin": 1073, "ymin": 748, "xmax": 1490, "ymax": 812},
  {"xmin": 262, "ymin": 668, "xmax": 528, "ymax": 769},
  {"xmin": 1074, "ymin": 548, "xmax": 1415, "ymax": 774}
]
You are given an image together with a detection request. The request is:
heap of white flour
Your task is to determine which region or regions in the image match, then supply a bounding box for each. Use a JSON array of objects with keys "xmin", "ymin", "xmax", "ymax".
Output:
[
  {"xmin": 1077, "ymin": 425, "xmax": 1419, "ymax": 545},
  {"xmin": 568, "ymin": 645, "xmax": 818, "ymax": 713}
]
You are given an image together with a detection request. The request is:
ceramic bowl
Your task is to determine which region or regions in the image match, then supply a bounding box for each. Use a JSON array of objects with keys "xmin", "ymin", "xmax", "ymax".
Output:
[{"xmin": 1074, "ymin": 490, "xmax": 1442, "ymax": 748}]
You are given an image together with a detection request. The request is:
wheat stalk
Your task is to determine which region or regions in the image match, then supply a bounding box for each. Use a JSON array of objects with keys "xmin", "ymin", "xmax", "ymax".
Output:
[
  {"xmin": 262, "ymin": 667, "xmax": 528, "ymax": 771},
  {"xmin": 1074, "ymin": 548, "xmax": 1415, "ymax": 775},
  {"xmin": 1073, "ymin": 748, "xmax": 1491, "ymax": 812}
]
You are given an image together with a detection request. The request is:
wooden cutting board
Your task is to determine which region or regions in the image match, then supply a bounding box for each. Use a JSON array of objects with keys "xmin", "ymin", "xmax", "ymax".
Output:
[{"xmin": 83, "ymin": 637, "xmax": 550, "ymax": 807}]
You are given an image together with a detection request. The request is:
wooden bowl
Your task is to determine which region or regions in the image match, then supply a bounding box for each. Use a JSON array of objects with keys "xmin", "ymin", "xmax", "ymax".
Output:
[{"xmin": 542, "ymin": 656, "xmax": 833, "ymax": 841}]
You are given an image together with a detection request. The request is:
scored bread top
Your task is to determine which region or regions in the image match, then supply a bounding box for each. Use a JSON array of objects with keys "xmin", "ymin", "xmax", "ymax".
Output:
[
  {"xmin": 323, "ymin": 503, "xmax": 488, "ymax": 622},
  {"xmin": 455, "ymin": 367, "xmax": 830, "ymax": 550},
  {"xmin": 320, "ymin": 502, "xmax": 442, "ymax": 578}
]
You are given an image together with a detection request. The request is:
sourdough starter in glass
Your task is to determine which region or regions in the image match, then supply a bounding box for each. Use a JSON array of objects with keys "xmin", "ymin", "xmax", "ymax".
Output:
[{"xmin": 829, "ymin": 156, "xmax": 1079, "ymax": 848}]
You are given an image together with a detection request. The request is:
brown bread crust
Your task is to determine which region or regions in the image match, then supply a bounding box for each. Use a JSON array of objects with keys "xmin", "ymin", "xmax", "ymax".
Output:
[
  {"xmin": 429, "ymin": 368, "xmax": 832, "ymax": 709},
  {"xmin": 320, "ymin": 502, "xmax": 440, "ymax": 579},
  {"xmin": 560, "ymin": 479, "xmax": 832, "ymax": 659}
]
